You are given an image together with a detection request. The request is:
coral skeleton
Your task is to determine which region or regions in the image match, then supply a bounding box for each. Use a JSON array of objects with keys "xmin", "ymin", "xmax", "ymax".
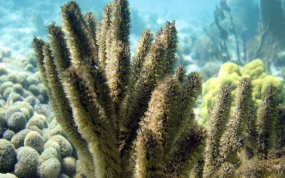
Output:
[{"xmin": 32, "ymin": 0, "xmax": 285, "ymax": 177}]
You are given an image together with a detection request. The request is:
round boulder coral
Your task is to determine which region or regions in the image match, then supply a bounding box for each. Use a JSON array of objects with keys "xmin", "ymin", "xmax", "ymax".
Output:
[
  {"xmin": 0, "ymin": 108, "xmax": 5, "ymax": 136},
  {"xmin": 28, "ymin": 84, "xmax": 40, "ymax": 96},
  {"xmin": 24, "ymin": 131, "xmax": 44, "ymax": 154},
  {"xmin": 7, "ymin": 112, "xmax": 26, "ymax": 132},
  {"xmin": 3, "ymin": 87, "xmax": 12, "ymax": 100},
  {"xmin": 13, "ymin": 101, "xmax": 34, "ymax": 119},
  {"xmin": 61, "ymin": 157, "xmax": 76, "ymax": 176},
  {"xmin": 38, "ymin": 157, "xmax": 61, "ymax": 178},
  {"xmin": 5, "ymin": 106, "xmax": 21, "ymax": 121},
  {"xmin": 0, "ymin": 81, "xmax": 14, "ymax": 95},
  {"xmin": 44, "ymin": 141, "xmax": 61, "ymax": 160},
  {"xmin": 15, "ymin": 146, "xmax": 39, "ymax": 178},
  {"xmin": 11, "ymin": 129, "xmax": 31, "ymax": 148},
  {"xmin": 39, "ymin": 147, "xmax": 59, "ymax": 163},
  {"xmin": 0, "ymin": 108, "xmax": 6, "ymax": 126},
  {"xmin": 2, "ymin": 130, "xmax": 15, "ymax": 141},
  {"xmin": 26, "ymin": 115, "xmax": 48, "ymax": 130},
  {"xmin": 0, "ymin": 139, "xmax": 16, "ymax": 172},
  {"xmin": 12, "ymin": 84, "xmax": 25, "ymax": 96},
  {"xmin": 24, "ymin": 95, "xmax": 37, "ymax": 107},
  {"xmin": 0, "ymin": 67, "xmax": 8, "ymax": 76},
  {"xmin": 38, "ymin": 147, "xmax": 61, "ymax": 178},
  {"xmin": 15, "ymin": 72, "xmax": 28, "ymax": 89},
  {"xmin": 49, "ymin": 135, "xmax": 73, "ymax": 158},
  {"xmin": 7, "ymin": 93, "xmax": 23, "ymax": 105}
]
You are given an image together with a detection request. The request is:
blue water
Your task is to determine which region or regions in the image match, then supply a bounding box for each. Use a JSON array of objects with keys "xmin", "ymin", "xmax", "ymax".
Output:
[{"xmin": 0, "ymin": 0, "xmax": 217, "ymax": 59}]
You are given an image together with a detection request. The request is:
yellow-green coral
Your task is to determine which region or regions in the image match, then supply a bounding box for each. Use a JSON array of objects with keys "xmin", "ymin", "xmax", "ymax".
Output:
[
  {"xmin": 242, "ymin": 59, "xmax": 266, "ymax": 80},
  {"xmin": 199, "ymin": 59, "xmax": 284, "ymax": 125}
]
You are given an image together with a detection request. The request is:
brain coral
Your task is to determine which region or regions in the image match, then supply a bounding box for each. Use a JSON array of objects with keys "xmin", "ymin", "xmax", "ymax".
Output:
[{"xmin": 200, "ymin": 59, "xmax": 285, "ymax": 125}]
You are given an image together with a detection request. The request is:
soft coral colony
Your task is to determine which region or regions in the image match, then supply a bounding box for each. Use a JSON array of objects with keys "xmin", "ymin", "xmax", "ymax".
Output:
[{"xmin": 33, "ymin": 0, "xmax": 285, "ymax": 178}]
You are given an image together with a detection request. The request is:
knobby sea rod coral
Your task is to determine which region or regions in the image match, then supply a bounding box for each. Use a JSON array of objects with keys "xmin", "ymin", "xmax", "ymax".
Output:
[
  {"xmin": 33, "ymin": 0, "xmax": 205, "ymax": 177},
  {"xmin": 33, "ymin": 0, "xmax": 285, "ymax": 177},
  {"xmin": 194, "ymin": 79, "xmax": 285, "ymax": 178}
]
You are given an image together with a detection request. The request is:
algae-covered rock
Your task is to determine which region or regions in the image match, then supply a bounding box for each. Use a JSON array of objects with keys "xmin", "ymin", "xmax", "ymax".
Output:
[
  {"xmin": 13, "ymin": 101, "xmax": 34, "ymax": 119},
  {"xmin": 27, "ymin": 125, "xmax": 42, "ymax": 134},
  {"xmin": 7, "ymin": 112, "xmax": 26, "ymax": 132},
  {"xmin": 0, "ymin": 108, "xmax": 6, "ymax": 124},
  {"xmin": 0, "ymin": 67, "xmax": 8, "ymax": 76},
  {"xmin": 26, "ymin": 116, "xmax": 44, "ymax": 130},
  {"xmin": 37, "ymin": 147, "xmax": 61, "ymax": 178},
  {"xmin": 0, "ymin": 108, "xmax": 5, "ymax": 136},
  {"xmin": 38, "ymin": 83, "xmax": 48, "ymax": 103},
  {"xmin": 37, "ymin": 158, "xmax": 61, "ymax": 178},
  {"xmin": 26, "ymin": 115, "xmax": 48, "ymax": 130},
  {"xmin": 7, "ymin": 93, "xmax": 23, "ymax": 105},
  {"xmin": 44, "ymin": 141, "xmax": 61, "ymax": 160},
  {"xmin": 45, "ymin": 124, "xmax": 66, "ymax": 141},
  {"xmin": 24, "ymin": 95, "xmax": 37, "ymax": 107},
  {"xmin": 15, "ymin": 72, "xmax": 28, "ymax": 89},
  {"xmin": 7, "ymin": 73, "xmax": 17, "ymax": 84},
  {"xmin": 24, "ymin": 64, "xmax": 34, "ymax": 72},
  {"xmin": 39, "ymin": 147, "xmax": 60, "ymax": 163},
  {"xmin": 3, "ymin": 87, "xmax": 12, "ymax": 100},
  {"xmin": 24, "ymin": 131, "xmax": 44, "ymax": 154},
  {"xmin": 14, "ymin": 146, "xmax": 39, "ymax": 178},
  {"xmin": 12, "ymin": 84, "xmax": 24, "ymax": 96},
  {"xmin": 61, "ymin": 157, "xmax": 76, "ymax": 176},
  {"xmin": 0, "ymin": 139, "xmax": 16, "ymax": 172},
  {"xmin": 0, "ymin": 99, "xmax": 6, "ymax": 108},
  {"xmin": 2, "ymin": 130, "xmax": 15, "ymax": 141},
  {"xmin": 11, "ymin": 129, "xmax": 31, "ymax": 148},
  {"xmin": 27, "ymin": 75, "xmax": 39, "ymax": 86},
  {"xmin": 0, "ymin": 81, "xmax": 13, "ymax": 95},
  {"xmin": 49, "ymin": 135, "xmax": 73, "ymax": 158},
  {"xmin": 28, "ymin": 84, "xmax": 40, "ymax": 96},
  {"xmin": 5, "ymin": 106, "xmax": 21, "ymax": 121}
]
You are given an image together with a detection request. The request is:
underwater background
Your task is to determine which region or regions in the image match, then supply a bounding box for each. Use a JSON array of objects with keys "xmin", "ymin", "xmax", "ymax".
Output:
[
  {"xmin": 1, "ymin": 0, "xmax": 285, "ymax": 177},
  {"xmin": 0, "ymin": 0, "xmax": 282, "ymax": 79},
  {"xmin": 0, "ymin": 0, "xmax": 218, "ymax": 59}
]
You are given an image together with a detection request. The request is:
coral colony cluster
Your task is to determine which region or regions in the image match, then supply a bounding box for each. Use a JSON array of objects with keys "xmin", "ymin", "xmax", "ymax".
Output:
[{"xmin": 0, "ymin": 0, "xmax": 285, "ymax": 178}]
